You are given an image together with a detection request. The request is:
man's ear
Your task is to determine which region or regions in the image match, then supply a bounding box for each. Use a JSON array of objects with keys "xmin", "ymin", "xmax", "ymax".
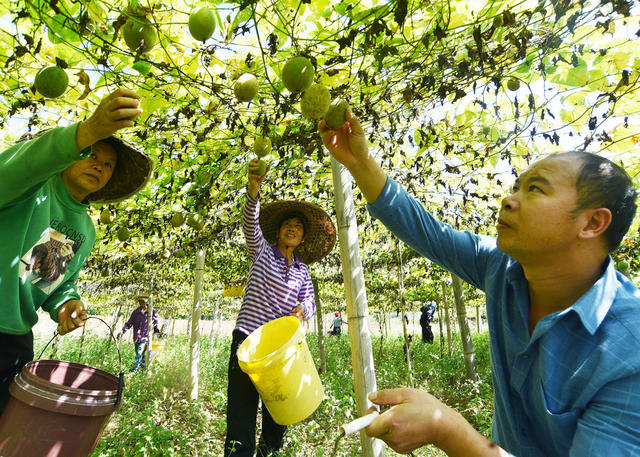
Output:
[{"xmin": 578, "ymin": 207, "xmax": 611, "ymax": 241}]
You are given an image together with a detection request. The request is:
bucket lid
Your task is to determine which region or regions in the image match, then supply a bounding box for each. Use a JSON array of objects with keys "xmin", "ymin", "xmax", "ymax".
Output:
[{"xmin": 9, "ymin": 360, "xmax": 121, "ymax": 416}]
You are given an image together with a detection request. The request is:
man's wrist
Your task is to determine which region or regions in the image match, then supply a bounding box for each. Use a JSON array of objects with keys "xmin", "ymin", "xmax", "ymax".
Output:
[
  {"xmin": 437, "ymin": 408, "xmax": 504, "ymax": 457},
  {"xmin": 349, "ymin": 155, "xmax": 387, "ymax": 204}
]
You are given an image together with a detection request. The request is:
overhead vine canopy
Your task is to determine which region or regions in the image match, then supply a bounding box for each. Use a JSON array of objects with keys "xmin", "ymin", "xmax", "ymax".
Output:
[{"xmin": 1, "ymin": 0, "xmax": 638, "ymax": 307}]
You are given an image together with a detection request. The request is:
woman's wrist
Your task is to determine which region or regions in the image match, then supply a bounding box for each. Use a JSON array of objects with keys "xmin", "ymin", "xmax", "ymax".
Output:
[
  {"xmin": 75, "ymin": 120, "xmax": 99, "ymax": 151},
  {"xmin": 247, "ymin": 183, "xmax": 259, "ymax": 199}
]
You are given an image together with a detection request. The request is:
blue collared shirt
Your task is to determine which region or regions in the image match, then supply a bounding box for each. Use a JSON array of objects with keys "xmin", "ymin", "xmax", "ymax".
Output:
[{"xmin": 368, "ymin": 177, "xmax": 640, "ymax": 456}]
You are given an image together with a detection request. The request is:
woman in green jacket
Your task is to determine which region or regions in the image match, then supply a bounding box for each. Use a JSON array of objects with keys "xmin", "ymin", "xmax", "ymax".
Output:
[{"xmin": 0, "ymin": 88, "xmax": 152, "ymax": 413}]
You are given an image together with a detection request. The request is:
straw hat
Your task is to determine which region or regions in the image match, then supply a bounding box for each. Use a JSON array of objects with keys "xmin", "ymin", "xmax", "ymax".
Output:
[
  {"xmin": 87, "ymin": 136, "xmax": 153, "ymax": 204},
  {"xmin": 136, "ymin": 293, "xmax": 149, "ymax": 301},
  {"xmin": 20, "ymin": 129, "xmax": 152, "ymax": 204},
  {"xmin": 259, "ymin": 200, "xmax": 336, "ymax": 265}
]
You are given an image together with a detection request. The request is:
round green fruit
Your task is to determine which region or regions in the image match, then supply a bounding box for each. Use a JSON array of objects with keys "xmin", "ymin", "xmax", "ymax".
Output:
[
  {"xmin": 300, "ymin": 83, "xmax": 331, "ymax": 119},
  {"xmin": 175, "ymin": 248, "xmax": 186, "ymax": 258},
  {"xmin": 281, "ymin": 56, "xmax": 314, "ymax": 92},
  {"xmin": 188, "ymin": 7, "xmax": 215, "ymax": 42},
  {"xmin": 257, "ymin": 159, "xmax": 267, "ymax": 176},
  {"xmin": 122, "ymin": 16, "xmax": 157, "ymax": 53},
  {"xmin": 99, "ymin": 209, "xmax": 113, "ymax": 225},
  {"xmin": 116, "ymin": 226, "xmax": 130, "ymax": 242},
  {"xmin": 617, "ymin": 260, "xmax": 630, "ymax": 271},
  {"xmin": 170, "ymin": 213, "xmax": 185, "ymax": 227},
  {"xmin": 100, "ymin": 268, "xmax": 110, "ymax": 278},
  {"xmin": 34, "ymin": 66, "xmax": 69, "ymax": 99},
  {"xmin": 234, "ymin": 73, "xmax": 259, "ymax": 102},
  {"xmin": 132, "ymin": 261, "xmax": 146, "ymax": 272},
  {"xmin": 324, "ymin": 98, "xmax": 349, "ymax": 129},
  {"xmin": 253, "ymin": 136, "xmax": 272, "ymax": 158},
  {"xmin": 186, "ymin": 213, "xmax": 204, "ymax": 230},
  {"xmin": 506, "ymin": 78, "xmax": 520, "ymax": 91}
]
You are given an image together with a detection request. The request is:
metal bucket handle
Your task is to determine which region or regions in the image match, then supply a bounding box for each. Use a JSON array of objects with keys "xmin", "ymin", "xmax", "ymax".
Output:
[{"xmin": 37, "ymin": 316, "xmax": 125, "ymax": 406}]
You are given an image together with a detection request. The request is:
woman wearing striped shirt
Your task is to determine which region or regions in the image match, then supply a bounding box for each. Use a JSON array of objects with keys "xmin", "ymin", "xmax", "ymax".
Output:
[{"xmin": 224, "ymin": 159, "xmax": 335, "ymax": 457}]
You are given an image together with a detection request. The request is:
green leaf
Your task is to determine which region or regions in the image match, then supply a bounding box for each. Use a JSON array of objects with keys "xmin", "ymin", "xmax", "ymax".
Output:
[
  {"xmin": 132, "ymin": 60, "xmax": 151, "ymax": 75},
  {"xmin": 587, "ymin": 68, "xmax": 608, "ymax": 91},
  {"xmin": 140, "ymin": 96, "xmax": 168, "ymax": 122},
  {"xmin": 564, "ymin": 66, "xmax": 589, "ymax": 87},
  {"xmin": 229, "ymin": 7, "xmax": 252, "ymax": 37},
  {"xmin": 47, "ymin": 14, "xmax": 82, "ymax": 44}
]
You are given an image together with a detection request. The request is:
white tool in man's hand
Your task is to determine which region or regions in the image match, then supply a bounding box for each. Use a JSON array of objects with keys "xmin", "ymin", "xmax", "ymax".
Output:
[{"xmin": 340, "ymin": 411, "xmax": 380, "ymax": 436}]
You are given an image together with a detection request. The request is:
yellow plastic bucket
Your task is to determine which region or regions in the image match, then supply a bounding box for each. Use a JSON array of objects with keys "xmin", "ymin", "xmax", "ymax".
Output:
[
  {"xmin": 237, "ymin": 316, "xmax": 323, "ymax": 425},
  {"xmin": 151, "ymin": 340, "xmax": 165, "ymax": 353}
]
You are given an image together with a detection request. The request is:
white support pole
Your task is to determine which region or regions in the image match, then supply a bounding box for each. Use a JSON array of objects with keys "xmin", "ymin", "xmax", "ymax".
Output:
[
  {"xmin": 331, "ymin": 157, "xmax": 385, "ymax": 457},
  {"xmin": 190, "ymin": 247, "xmax": 205, "ymax": 401}
]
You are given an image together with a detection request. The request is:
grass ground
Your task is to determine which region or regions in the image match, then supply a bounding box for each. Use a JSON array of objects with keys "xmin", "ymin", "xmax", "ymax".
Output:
[{"xmin": 30, "ymin": 330, "xmax": 493, "ymax": 456}]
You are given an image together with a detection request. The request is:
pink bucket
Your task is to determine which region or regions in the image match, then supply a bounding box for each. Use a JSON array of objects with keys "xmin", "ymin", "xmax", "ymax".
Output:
[{"xmin": 0, "ymin": 359, "xmax": 122, "ymax": 457}]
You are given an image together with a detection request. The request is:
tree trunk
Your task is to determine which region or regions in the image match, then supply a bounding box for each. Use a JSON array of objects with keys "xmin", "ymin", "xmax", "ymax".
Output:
[
  {"xmin": 451, "ymin": 273, "xmax": 479, "ymax": 381},
  {"xmin": 120, "ymin": 304, "xmax": 131, "ymax": 342},
  {"xmin": 190, "ymin": 247, "xmax": 205, "ymax": 401},
  {"xmin": 385, "ymin": 312, "xmax": 390, "ymax": 338},
  {"xmin": 395, "ymin": 239, "xmax": 413, "ymax": 387},
  {"xmin": 331, "ymin": 157, "xmax": 385, "ymax": 457},
  {"xmin": 312, "ymin": 278, "xmax": 327, "ymax": 373},
  {"xmin": 78, "ymin": 322, "xmax": 87, "ymax": 361},
  {"xmin": 209, "ymin": 303, "xmax": 219, "ymax": 357},
  {"xmin": 437, "ymin": 299, "xmax": 444, "ymax": 358},
  {"xmin": 146, "ymin": 279, "xmax": 154, "ymax": 370},
  {"xmin": 106, "ymin": 301, "xmax": 122, "ymax": 351},
  {"xmin": 441, "ymin": 282, "xmax": 453, "ymax": 357},
  {"xmin": 476, "ymin": 304, "xmax": 481, "ymax": 333}
]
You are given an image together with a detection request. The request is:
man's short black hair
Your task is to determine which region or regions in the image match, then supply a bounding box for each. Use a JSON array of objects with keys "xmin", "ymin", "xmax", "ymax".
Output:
[
  {"xmin": 563, "ymin": 151, "xmax": 637, "ymax": 252},
  {"xmin": 278, "ymin": 211, "xmax": 308, "ymax": 237}
]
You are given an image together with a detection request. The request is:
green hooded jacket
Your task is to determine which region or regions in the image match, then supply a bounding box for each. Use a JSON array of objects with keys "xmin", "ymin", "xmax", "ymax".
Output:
[{"xmin": 0, "ymin": 124, "xmax": 95, "ymax": 334}]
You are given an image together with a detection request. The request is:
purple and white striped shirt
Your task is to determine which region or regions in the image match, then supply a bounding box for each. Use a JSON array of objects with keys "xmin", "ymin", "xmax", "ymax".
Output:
[{"xmin": 234, "ymin": 193, "xmax": 315, "ymax": 336}]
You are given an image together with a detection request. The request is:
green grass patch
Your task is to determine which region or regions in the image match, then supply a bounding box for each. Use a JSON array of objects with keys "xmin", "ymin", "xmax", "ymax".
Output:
[{"xmin": 31, "ymin": 331, "xmax": 493, "ymax": 456}]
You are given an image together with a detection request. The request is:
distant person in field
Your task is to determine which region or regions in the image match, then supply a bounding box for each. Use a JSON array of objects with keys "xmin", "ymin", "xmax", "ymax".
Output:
[
  {"xmin": 224, "ymin": 159, "xmax": 336, "ymax": 457},
  {"xmin": 419, "ymin": 302, "xmax": 437, "ymax": 343},
  {"xmin": 320, "ymin": 111, "xmax": 640, "ymax": 456},
  {"xmin": 0, "ymin": 88, "xmax": 152, "ymax": 414},
  {"xmin": 330, "ymin": 311, "xmax": 346, "ymax": 336},
  {"xmin": 118, "ymin": 293, "xmax": 161, "ymax": 372}
]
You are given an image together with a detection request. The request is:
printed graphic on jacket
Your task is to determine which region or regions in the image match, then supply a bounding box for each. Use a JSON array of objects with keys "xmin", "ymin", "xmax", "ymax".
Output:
[{"xmin": 19, "ymin": 227, "xmax": 79, "ymax": 294}]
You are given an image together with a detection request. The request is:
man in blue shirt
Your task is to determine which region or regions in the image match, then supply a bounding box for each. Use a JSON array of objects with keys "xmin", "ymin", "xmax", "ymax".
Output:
[{"xmin": 320, "ymin": 112, "xmax": 639, "ymax": 456}]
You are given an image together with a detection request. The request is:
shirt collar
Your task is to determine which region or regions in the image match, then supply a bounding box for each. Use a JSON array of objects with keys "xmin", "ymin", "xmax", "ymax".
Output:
[
  {"xmin": 506, "ymin": 259, "xmax": 525, "ymax": 283},
  {"xmin": 568, "ymin": 257, "xmax": 617, "ymax": 335},
  {"xmin": 506, "ymin": 256, "xmax": 616, "ymax": 336},
  {"xmin": 54, "ymin": 174, "xmax": 91, "ymax": 209},
  {"xmin": 271, "ymin": 244, "xmax": 300, "ymax": 266}
]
